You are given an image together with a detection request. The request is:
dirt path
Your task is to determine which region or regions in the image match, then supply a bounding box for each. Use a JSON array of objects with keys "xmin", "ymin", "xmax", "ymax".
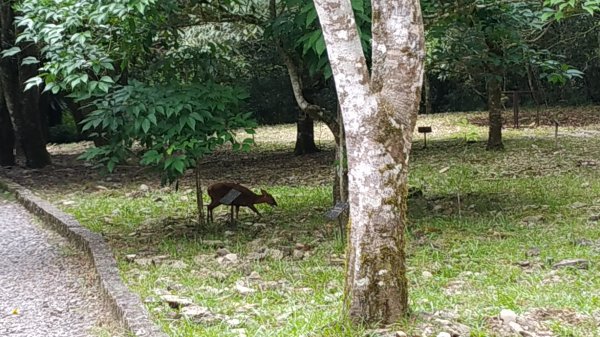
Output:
[{"xmin": 0, "ymin": 196, "xmax": 121, "ymax": 337}]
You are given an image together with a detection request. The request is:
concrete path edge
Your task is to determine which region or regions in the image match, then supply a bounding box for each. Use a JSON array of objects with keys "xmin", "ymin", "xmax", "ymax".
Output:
[{"xmin": 0, "ymin": 177, "xmax": 168, "ymax": 337}]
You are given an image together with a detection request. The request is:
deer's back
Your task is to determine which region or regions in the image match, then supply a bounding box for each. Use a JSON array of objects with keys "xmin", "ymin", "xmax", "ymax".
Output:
[{"xmin": 208, "ymin": 182, "xmax": 258, "ymax": 205}]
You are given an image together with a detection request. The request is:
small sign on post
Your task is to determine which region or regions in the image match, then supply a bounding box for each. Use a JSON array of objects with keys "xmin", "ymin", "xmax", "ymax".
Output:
[
  {"xmin": 325, "ymin": 201, "xmax": 349, "ymax": 220},
  {"xmin": 418, "ymin": 126, "xmax": 432, "ymax": 148},
  {"xmin": 326, "ymin": 201, "xmax": 349, "ymax": 241},
  {"xmin": 219, "ymin": 189, "xmax": 242, "ymax": 205}
]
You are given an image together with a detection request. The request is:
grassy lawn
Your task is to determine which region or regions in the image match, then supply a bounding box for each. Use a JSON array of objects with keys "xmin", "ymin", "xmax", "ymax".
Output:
[{"xmin": 11, "ymin": 108, "xmax": 600, "ymax": 336}]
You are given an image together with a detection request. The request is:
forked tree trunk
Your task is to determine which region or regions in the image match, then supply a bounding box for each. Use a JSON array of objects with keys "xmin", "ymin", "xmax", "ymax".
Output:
[
  {"xmin": 294, "ymin": 114, "xmax": 320, "ymax": 155},
  {"xmin": 486, "ymin": 75, "xmax": 504, "ymax": 150},
  {"xmin": 314, "ymin": 0, "xmax": 425, "ymax": 325},
  {"xmin": 0, "ymin": 85, "xmax": 15, "ymax": 166}
]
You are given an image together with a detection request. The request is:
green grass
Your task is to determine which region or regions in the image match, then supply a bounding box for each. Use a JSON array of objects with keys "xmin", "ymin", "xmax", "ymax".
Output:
[{"xmin": 36, "ymin": 110, "xmax": 600, "ymax": 336}]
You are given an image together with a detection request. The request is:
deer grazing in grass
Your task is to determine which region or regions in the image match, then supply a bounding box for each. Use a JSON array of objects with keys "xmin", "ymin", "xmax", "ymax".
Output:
[{"xmin": 206, "ymin": 182, "xmax": 277, "ymax": 223}]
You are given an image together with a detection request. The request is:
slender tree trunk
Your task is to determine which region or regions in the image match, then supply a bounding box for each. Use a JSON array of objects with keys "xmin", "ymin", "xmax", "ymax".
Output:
[
  {"xmin": 484, "ymin": 36, "xmax": 504, "ymax": 151},
  {"xmin": 423, "ymin": 73, "xmax": 432, "ymax": 115},
  {"xmin": 0, "ymin": 84, "xmax": 15, "ymax": 166},
  {"xmin": 314, "ymin": 0, "xmax": 424, "ymax": 325},
  {"xmin": 294, "ymin": 114, "xmax": 320, "ymax": 155},
  {"xmin": 486, "ymin": 75, "xmax": 504, "ymax": 150},
  {"xmin": 333, "ymin": 105, "xmax": 349, "ymax": 239},
  {"xmin": 0, "ymin": 0, "xmax": 50, "ymax": 168},
  {"xmin": 195, "ymin": 161, "xmax": 205, "ymax": 228}
]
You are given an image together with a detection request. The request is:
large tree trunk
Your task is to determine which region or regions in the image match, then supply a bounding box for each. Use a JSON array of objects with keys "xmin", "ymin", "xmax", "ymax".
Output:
[
  {"xmin": 0, "ymin": 0, "xmax": 51, "ymax": 168},
  {"xmin": 314, "ymin": 0, "xmax": 424, "ymax": 325},
  {"xmin": 486, "ymin": 75, "xmax": 504, "ymax": 150},
  {"xmin": 294, "ymin": 114, "xmax": 320, "ymax": 155},
  {"xmin": 0, "ymin": 83, "xmax": 15, "ymax": 166}
]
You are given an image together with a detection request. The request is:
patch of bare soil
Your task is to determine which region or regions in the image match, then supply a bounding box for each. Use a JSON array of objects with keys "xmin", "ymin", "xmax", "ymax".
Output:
[{"xmin": 1, "ymin": 145, "xmax": 335, "ymax": 196}]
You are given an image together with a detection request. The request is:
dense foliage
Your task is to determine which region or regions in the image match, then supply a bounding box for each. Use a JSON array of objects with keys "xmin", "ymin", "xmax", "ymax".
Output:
[{"xmin": 14, "ymin": 0, "xmax": 256, "ymax": 182}]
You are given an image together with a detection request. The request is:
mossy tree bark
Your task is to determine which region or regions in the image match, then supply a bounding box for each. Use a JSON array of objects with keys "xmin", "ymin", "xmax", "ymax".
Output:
[
  {"xmin": 314, "ymin": 0, "xmax": 425, "ymax": 325},
  {"xmin": 0, "ymin": 0, "xmax": 50, "ymax": 168}
]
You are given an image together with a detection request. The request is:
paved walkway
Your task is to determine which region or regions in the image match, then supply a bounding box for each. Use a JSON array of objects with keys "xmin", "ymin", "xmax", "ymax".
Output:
[{"xmin": 0, "ymin": 196, "xmax": 120, "ymax": 337}]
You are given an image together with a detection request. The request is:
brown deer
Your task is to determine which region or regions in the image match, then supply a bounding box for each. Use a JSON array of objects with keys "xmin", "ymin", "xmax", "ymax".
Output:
[{"xmin": 207, "ymin": 182, "xmax": 277, "ymax": 223}]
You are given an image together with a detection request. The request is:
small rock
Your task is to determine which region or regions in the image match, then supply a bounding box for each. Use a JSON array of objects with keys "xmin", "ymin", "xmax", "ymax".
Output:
[
  {"xmin": 180, "ymin": 195, "xmax": 189, "ymax": 202},
  {"xmin": 517, "ymin": 261, "xmax": 531, "ymax": 267},
  {"xmin": 216, "ymin": 248, "xmax": 230, "ymax": 257},
  {"xmin": 570, "ymin": 202, "xmax": 587, "ymax": 209},
  {"xmin": 394, "ymin": 332, "xmax": 408, "ymax": 337},
  {"xmin": 422, "ymin": 271, "xmax": 433, "ymax": 278},
  {"xmin": 95, "ymin": 185, "xmax": 109, "ymax": 191},
  {"xmin": 224, "ymin": 230, "xmax": 235, "ymax": 236},
  {"xmin": 227, "ymin": 318, "xmax": 242, "ymax": 327},
  {"xmin": 167, "ymin": 283, "xmax": 185, "ymax": 291},
  {"xmin": 292, "ymin": 249, "xmax": 305, "ymax": 260},
  {"xmin": 133, "ymin": 257, "xmax": 153, "ymax": 266},
  {"xmin": 436, "ymin": 332, "xmax": 451, "ymax": 337},
  {"xmin": 521, "ymin": 215, "xmax": 544, "ymax": 224},
  {"xmin": 295, "ymin": 243, "xmax": 306, "ymax": 250},
  {"xmin": 253, "ymin": 223, "xmax": 267, "ymax": 230},
  {"xmin": 167, "ymin": 260, "xmax": 188, "ymax": 269},
  {"xmin": 552, "ymin": 258, "xmax": 590, "ymax": 269},
  {"xmin": 125, "ymin": 254, "xmax": 137, "ymax": 262},
  {"xmin": 439, "ymin": 166, "xmax": 450, "ymax": 173},
  {"xmin": 144, "ymin": 296, "xmax": 159, "ymax": 303},
  {"xmin": 222, "ymin": 253, "xmax": 238, "ymax": 263},
  {"xmin": 62, "ymin": 200, "xmax": 76, "ymax": 206},
  {"xmin": 500, "ymin": 309, "xmax": 517, "ymax": 324},
  {"xmin": 508, "ymin": 321, "xmax": 524, "ymax": 334},
  {"xmin": 267, "ymin": 248, "xmax": 284, "ymax": 260},
  {"xmin": 247, "ymin": 271, "xmax": 262, "ymax": 281},
  {"xmin": 180, "ymin": 304, "xmax": 210, "ymax": 320},
  {"xmin": 235, "ymin": 282, "xmax": 255, "ymax": 295},
  {"xmin": 160, "ymin": 295, "xmax": 193, "ymax": 308},
  {"xmin": 139, "ymin": 184, "xmax": 149, "ymax": 191}
]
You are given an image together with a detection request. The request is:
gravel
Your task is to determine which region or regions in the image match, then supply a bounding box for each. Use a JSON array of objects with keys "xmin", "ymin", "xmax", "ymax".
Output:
[{"xmin": 0, "ymin": 197, "xmax": 122, "ymax": 337}]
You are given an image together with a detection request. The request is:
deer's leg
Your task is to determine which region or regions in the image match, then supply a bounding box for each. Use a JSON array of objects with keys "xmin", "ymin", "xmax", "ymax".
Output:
[
  {"xmin": 207, "ymin": 201, "xmax": 219, "ymax": 223},
  {"xmin": 248, "ymin": 205, "xmax": 262, "ymax": 218}
]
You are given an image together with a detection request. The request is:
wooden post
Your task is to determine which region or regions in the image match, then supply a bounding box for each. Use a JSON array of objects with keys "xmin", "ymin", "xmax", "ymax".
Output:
[{"xmin": 513, "ymin": 91, "xmax": 520, "ymax": 129}]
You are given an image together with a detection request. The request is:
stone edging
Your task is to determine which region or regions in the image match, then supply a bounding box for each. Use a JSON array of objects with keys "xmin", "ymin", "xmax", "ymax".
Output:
[{"xmin": 0, "ymin": 177, "xmax": 167, "ymax": 337}]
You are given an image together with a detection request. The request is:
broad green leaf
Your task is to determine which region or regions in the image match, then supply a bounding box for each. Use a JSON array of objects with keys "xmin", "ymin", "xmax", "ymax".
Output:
[
  {"xmin": 1, "ymin": 47, "xmax": 21, "ymax": 57},
  {"xmin": 141, "ymin": 119, "xmax": 151, "ymax": 133},
  {"xmin": 21, "ymin": 56, "xmax": 39, "ymax": 65}
]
